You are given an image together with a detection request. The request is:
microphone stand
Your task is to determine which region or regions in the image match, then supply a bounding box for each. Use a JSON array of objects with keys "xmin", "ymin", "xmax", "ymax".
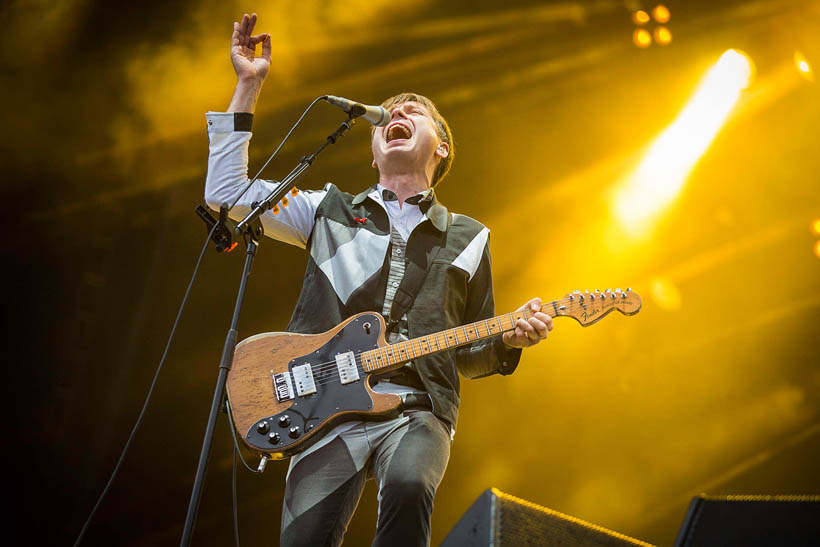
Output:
[{"xmin": 180, "ymin": 113, "xmax": 359, "ymax": 546}]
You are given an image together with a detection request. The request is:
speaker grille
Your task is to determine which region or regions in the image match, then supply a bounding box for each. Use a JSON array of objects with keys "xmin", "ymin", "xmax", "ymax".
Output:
[
  {"xmin": 493, "ymin": 489, "xmax": 652, "ymax": 547},
  {"xmin": 675, "ymin": 494, "xmax": 820, "ymax": 547},
  {"xmin": 442, "ymin": 488, "xmax": 652, "ymax": 547}
]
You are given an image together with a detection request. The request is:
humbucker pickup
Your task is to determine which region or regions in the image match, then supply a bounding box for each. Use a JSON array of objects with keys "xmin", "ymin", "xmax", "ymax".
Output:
[
  {"xmin": 335, "ymin": 351, "xmax": 359, "ymax": 384},
  {"xmin": 292, "ymin": 364, "xmax": 317, "ymax": 396}
]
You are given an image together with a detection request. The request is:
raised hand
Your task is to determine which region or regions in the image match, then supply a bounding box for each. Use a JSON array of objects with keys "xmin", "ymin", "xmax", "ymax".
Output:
[{"xmin": 230, "ymin": 13, "xmax": 271, "ymax": 83}]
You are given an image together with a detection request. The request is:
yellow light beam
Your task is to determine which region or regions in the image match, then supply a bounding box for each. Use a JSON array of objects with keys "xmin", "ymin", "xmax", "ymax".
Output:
[{"xmin": 614, "ymin": 49, "xmax": 754, "ymax": 237}]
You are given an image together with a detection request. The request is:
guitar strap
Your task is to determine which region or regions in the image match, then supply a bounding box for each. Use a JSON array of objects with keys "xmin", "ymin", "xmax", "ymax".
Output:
[{"xmin": 385, "ymin": 213, "xmax": 452, "ymax": 334}]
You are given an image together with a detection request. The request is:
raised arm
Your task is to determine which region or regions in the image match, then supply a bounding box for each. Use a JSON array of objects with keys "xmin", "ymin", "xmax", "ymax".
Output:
[
  {"xmin": 204, "ymin": 14, "xmax": 327, "ymax": 249},
  {"xmin": 228, "ymin": 13, "xmax": 271, "ymax": 113}
]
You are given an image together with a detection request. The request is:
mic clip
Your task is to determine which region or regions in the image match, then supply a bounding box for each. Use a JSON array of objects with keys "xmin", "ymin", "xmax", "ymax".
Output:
[{"xmin": 195, "ymin": 204, "xmax": 238, "ymax": 253}]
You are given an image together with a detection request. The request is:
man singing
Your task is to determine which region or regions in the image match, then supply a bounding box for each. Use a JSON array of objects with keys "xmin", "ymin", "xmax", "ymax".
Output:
[{"xmin": 205, "ymin": 13, "xmax": 553, "ymax": 547}]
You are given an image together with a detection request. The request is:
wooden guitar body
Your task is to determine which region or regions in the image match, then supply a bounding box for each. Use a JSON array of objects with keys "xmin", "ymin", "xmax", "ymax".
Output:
[{"xmin": 226, "ymin": 311, "xmax": 402, "ymax": 459}]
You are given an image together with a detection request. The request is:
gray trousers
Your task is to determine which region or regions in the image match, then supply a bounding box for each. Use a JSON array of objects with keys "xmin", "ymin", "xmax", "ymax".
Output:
[{"xmin": 280, "ymin": 410, "xmax": 452, "ymax": 547}]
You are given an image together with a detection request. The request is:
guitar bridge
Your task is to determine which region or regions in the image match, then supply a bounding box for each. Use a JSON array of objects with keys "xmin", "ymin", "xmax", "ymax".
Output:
[
  {"xmin": 272, "ymin": 371, "xmax": 295, "ymax": 402},
  {"xmin": 335, "ymin": 351, "xmax": 360, "ymax": 384}
]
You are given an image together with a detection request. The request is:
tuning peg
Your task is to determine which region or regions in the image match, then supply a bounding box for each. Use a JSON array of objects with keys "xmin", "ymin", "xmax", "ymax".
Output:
[{"xmin": 627, "ymin": 287, "xmax": 632, "ymax": 292}]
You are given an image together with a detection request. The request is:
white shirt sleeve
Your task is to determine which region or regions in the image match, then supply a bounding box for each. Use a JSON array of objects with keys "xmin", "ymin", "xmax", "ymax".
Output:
[{"xmin": 204, "ymin": 112, "xmax": 327, "ymax": 249}]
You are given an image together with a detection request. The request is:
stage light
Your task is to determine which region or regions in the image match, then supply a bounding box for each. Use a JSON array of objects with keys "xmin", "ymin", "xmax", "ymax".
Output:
[
  {"xmin": 654, "ymin": 26, "xmax": 672, "ymax": 46},
  {"xmin": 815, "ymin": 241, "xmax": 820, "ymax": 259},
  {"xmin": 633, "ymin": 28, "xmax": 652, "ymax": 48},
  {"xmin": 614, "ymin": 50, "xmax": 754, "ymax": 236},
  {"xmin": 632, "ymin": 10, "xmax": 650, "ymax": 25},
  {"xmin": 794, "ymin": 51, "xmax": 814, "ymax": 82},
  {"xmin": 652, "ymin": 5, "xmax": 671, "ymax": 24},
  {"xmin": 812, "ymin": 218, "xmax": 820, "ymax": 236}
]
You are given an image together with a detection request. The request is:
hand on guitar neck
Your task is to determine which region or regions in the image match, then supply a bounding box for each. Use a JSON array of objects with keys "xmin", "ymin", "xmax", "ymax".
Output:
[{"xmin": 502, "ymin": 297, "xmax": 553, "ymax": 349}]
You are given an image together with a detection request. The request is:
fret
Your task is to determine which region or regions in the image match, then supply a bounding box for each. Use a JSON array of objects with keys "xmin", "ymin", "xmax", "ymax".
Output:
[
  {"xmin": 397, "ymin": 342, "xmax": 408, "ymax": 361},
  {"xmin": 461, "ymin": 325, "xmax": 470, "ymax": 343},
  {"xmin": 465, "ymin": 323, "xmax": 477, "ymax": 341},
  {"xmin": 411, "ymin": 338, "xmax": 421, "ymax": 358},
  {"xmin": 443, "ymin": 329, "xmax": 454, "ymax": 348}
]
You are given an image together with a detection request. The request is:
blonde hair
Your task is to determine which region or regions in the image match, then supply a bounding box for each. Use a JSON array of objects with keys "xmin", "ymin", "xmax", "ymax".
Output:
[{"xmin": 376, "ymin": 92, "xmax": 454, "ymax": 187}]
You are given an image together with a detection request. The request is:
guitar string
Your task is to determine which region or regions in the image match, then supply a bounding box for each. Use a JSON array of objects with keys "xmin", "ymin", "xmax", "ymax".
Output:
[
  {"xmin": 285, "ymin": 313, "xmax": 529, "ymax": 381},
  {"xmin": 275, "ymin": 298, "xmax": 634, "ymax": 386},
  {"xmin": 275, "ymin": 297, "xmax": 632, "ymax": 381}
]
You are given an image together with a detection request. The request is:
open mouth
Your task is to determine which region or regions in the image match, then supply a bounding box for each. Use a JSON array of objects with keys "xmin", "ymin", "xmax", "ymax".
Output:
[{"xmin": 386, "ymin": 123, "xmax": 412, "ymax": 142}]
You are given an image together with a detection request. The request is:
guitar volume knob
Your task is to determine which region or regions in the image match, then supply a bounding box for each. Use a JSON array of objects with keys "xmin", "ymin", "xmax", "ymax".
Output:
[
  {"xmin": 268, "ymin": 432, "xmax": 281, "ymax": 444},
  {"xmin": 278, "ymin": 415, "xmax": 290, "ymax": 428},
  {"xmin": 256, "ymin": 422, "xmax": 269, "ymax": 434},
  {"xmin": 288, "ymin": 426, "xmax": 301, "ymax": 439}
]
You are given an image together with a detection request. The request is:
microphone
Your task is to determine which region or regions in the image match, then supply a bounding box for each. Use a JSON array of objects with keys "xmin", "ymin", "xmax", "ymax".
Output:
[{"xmin": 324, "ymin": 95, "xmax": 390, "ymax": 126}]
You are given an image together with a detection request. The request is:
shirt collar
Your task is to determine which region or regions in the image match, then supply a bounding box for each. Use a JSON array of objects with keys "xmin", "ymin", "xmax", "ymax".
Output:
[{"xmin": 352, "ymin": 184, "xmax": 448, "ymax": 232}]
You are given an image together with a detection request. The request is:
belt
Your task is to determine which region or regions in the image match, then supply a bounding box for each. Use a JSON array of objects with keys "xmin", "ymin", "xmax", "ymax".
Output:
[
  {"xmin": 379, "ymin": 366, "xmax": 426, "ymax": 391},
  {"xmin": 400, "ymin": 392, "xmax": 434, "ymax": 412}
]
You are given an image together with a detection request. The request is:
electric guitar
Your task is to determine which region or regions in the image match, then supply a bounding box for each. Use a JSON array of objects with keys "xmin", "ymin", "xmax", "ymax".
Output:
[{"xmin": 226, "ymin": 288, "xmax": 641, "ymax": 459}]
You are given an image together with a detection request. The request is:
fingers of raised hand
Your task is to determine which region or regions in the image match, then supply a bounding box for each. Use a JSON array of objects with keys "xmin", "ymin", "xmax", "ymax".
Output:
[
  {"xmin": 232, "ymin": 21, "xmax": 240, "ymax": 47},
  {"xmin": 238, "ymin": 13, "xmax": 257, "ymax": 48}
]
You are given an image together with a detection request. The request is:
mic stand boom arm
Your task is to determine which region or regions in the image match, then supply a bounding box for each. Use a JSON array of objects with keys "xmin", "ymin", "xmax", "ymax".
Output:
[
  {"xmin": 235, "ymin": 114, "xmax": 358, "ymax": 234},
  {"xmin": 180, "ymin": 113, "xmax": 358, "ymax": 547}
]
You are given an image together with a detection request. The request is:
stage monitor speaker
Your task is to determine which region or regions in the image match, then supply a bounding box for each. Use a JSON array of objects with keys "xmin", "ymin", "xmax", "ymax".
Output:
[
  {"xmin": 673, "ymin": 494, "xmax": 820, "ymax": 547},
  {"xmin": 441, "ymin": 488, "xmax": 652, "ymax": 547}
]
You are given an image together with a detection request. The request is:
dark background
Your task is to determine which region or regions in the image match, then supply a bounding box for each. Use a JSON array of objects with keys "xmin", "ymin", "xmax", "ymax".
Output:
[{"xmin": 3, "ymin": 0, "xmax": 819, "ymax": 545}]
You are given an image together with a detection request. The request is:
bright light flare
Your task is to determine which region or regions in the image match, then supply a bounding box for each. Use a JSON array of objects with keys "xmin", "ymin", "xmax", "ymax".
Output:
[
  {"xmin": 812, "ymin": 218, "xmax": 820, "ymax": 236},
  {"xmin": 632, "ymin": 10, "xmax": 650, "ymax": 25},
  {"xmin": 633, "ymin": 28, "xmax": 652, "ymax": 48},
  {"xmin": 654, "ymin": 26, "xmax": 672, "ymax": 46},
  {"xmin": 614, "ymin": 50, "xmax": 754, "ymax": 236},
  {"xmin": 652, "ymin": 5, "xmax": 671, "ymax": 23},
  {"xmin": 794, "ymin": 51, "xmax": 814, "ymax": 82}
]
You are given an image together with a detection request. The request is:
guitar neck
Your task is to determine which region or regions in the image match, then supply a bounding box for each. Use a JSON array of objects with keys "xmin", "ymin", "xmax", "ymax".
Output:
[
  {"xmin": 360, "ymin": 305, "xmax": 545, "ymax": 373},
  {"xmin": 359, "ymin": 288, "xmax": 640, "ymax": 373}
]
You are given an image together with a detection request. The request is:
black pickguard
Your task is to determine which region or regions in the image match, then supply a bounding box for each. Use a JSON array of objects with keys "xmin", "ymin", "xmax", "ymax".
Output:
[{"xmin": 244, "ymin": 313, "xmax": 392, "ymax": 456}]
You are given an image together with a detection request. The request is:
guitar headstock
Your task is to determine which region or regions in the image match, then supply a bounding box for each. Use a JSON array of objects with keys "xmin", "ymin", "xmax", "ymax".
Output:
[{"xmin": 551, "ymin": 288, "xmax": 642, "ymax": 326}]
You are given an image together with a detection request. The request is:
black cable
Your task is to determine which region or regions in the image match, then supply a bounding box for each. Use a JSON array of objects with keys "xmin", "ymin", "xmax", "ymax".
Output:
[
  {"xmin": 227, "ymin": 95, "xmax": 328, "ymax": 211},
  {"xmin": 226, "ymin": 398, "xmax": 262, "ymax": 474},
  {"xmin": 73, "ymin": 224, "xmax": 217, "ymax": 546}
]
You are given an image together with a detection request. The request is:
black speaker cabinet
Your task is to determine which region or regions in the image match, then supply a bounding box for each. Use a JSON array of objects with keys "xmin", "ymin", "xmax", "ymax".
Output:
[
  {"xmin": 674, "ymin": 494, "xmax": 820, "ymax": 546},
  {"xmin": 441, "ymin": 488, "xmax": 652, "ymax": 547}
]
